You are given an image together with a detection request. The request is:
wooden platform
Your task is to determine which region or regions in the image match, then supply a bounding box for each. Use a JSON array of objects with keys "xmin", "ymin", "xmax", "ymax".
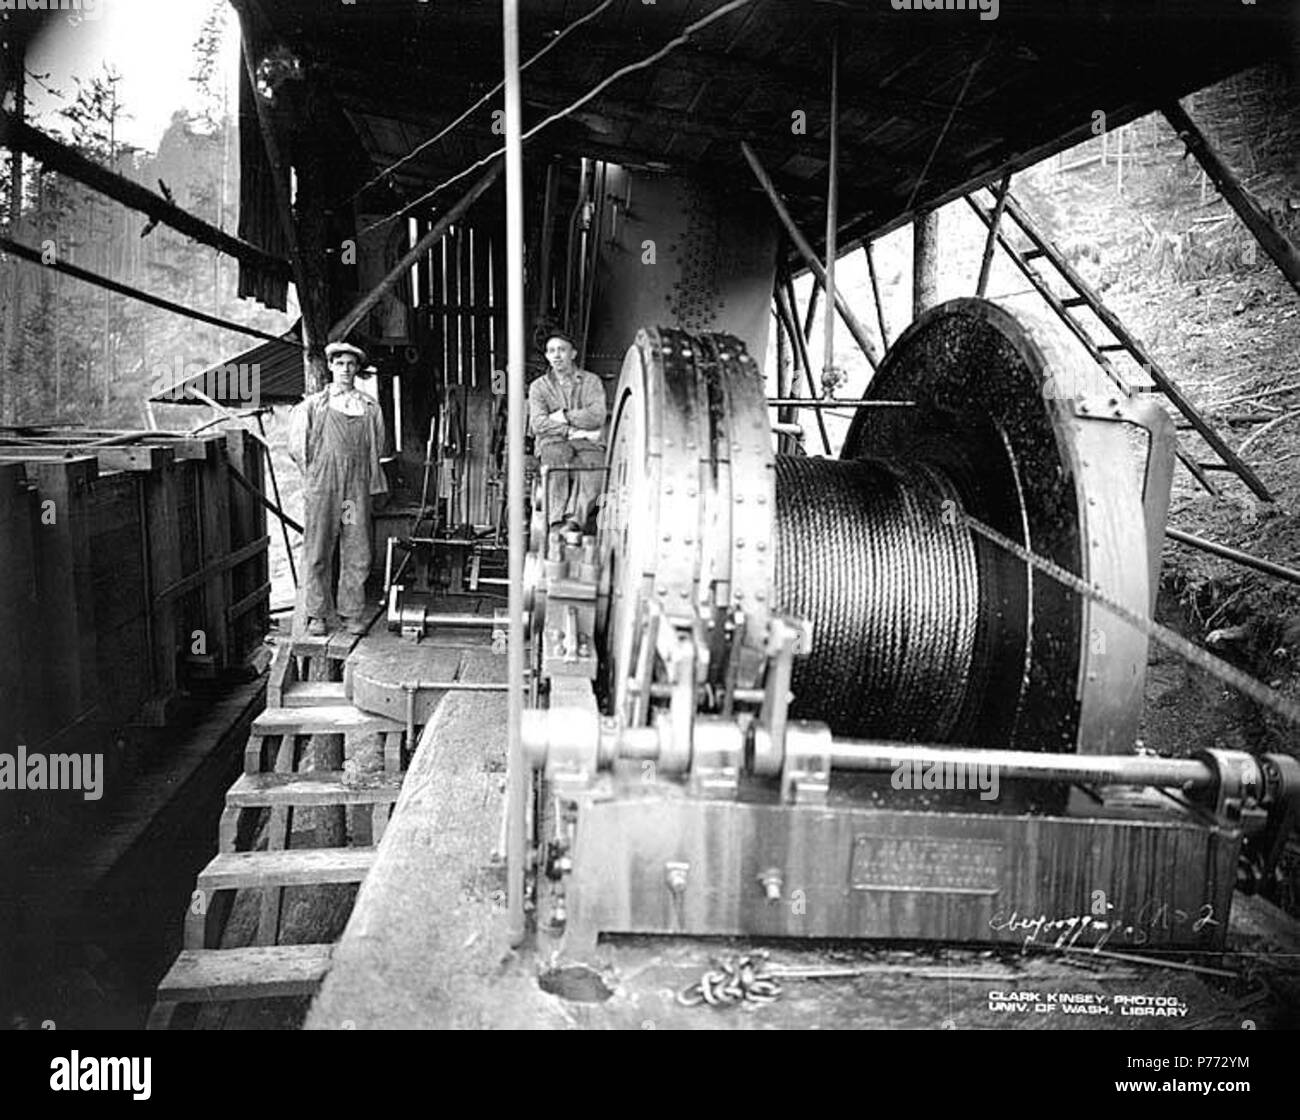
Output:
[{"xmin": 307, "ymin": 665, "xmax": 1300, "ymax": 1030}]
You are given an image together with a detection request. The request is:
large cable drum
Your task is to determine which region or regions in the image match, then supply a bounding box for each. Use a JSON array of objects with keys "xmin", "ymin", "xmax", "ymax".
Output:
[{"xmin": 596, "ymin": 302, "xmax": 1156, "ymax": 757}]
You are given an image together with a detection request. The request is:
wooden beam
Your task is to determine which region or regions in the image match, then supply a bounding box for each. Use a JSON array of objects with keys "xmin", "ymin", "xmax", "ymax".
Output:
[
  {"xmin": 231, "ymin": 0, "xmax": 327, "ymax": 394},
  {"xmin": 0, "ymin": 111, "xmax": 292, "ymax": 283},
  {"xmin": 0, "ymin": 236, "xmax": 295, "ymax": 345},
  {"xmin": 976, "ymin": 173, "xmax": 1011, "ymax": 298},
  {"xmin": 1162, "ymin": 99, "xmax": 1300, "ymax": 299}
]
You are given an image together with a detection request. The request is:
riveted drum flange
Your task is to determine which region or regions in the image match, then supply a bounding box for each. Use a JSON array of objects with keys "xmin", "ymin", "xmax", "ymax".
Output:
[{"xmin": 597, "ymin": 327, "xmax": 774, "ymax": 724}]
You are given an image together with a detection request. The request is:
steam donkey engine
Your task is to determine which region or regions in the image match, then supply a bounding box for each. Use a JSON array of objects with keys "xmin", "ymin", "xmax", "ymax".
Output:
[{"xmin": 522, "ymin": 299, "xmax": 1299, "ymax": 957}]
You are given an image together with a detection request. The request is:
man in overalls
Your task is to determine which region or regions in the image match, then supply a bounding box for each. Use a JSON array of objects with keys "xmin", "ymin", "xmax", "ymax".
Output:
[
  {"xmin": 527, "ymin": 329, "xmax": 606, "ymax": 532},
  {"xmin": 289, "ymin": 341, "xmax": 388, "ymax": 636}
]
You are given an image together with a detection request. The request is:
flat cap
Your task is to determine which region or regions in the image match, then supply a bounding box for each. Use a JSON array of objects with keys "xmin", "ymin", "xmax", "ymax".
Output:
[
  {"xmin": 540, "ymin": 326, "xmax": 576, "ymax": 351},
  {"xmin": 325, "ymin": 341, "xmax": 367, "ymax": 362}
]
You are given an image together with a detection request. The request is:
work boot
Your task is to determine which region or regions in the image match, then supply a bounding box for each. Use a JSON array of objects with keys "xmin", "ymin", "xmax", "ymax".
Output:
[
  {"xmin": 343, "ymin": 617, "xmax": 368, "ymax": 637},
  {"xmin": 307, "ymin": 617, "xmax": 328, "ymax": 637}
]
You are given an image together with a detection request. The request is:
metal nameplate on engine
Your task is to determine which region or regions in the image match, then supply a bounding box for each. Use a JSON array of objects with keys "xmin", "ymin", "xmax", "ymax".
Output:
[{"xmin": 850, "ymin": 836, "xmax": 1003, "ymax": 895}]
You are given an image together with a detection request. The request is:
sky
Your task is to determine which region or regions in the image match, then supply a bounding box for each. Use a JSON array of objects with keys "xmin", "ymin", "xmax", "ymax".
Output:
[{"xmin": 24, "ymin": 0, "xmax": 240, "ymax": 150}]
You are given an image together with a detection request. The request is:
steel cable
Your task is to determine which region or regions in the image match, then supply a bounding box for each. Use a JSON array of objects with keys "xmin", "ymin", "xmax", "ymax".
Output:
[{"xmin": 773, "ymin": 456, "xmax": 981, "ymax": 740}]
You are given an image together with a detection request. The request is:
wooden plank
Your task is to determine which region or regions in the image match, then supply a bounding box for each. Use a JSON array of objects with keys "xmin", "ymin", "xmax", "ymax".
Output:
[
  {"xmin": 490, "ymin": 226, "xmax": 506, "ymax": 375},
  {"xmin": 199, "ymin": 434, "xmax": 233, "ymax": 668},
  {"xmin": 154, "ymin": 536, "xmax": 269, "ymax": 606},
  {"xmin": 252, "ymin": 705, "xmax": 403, "ymax": 736},
  {"xmin": 258, "ymin": 731, "xmax": 298, "ymax": 946},
  {"xmin": 140, "ymin": 449, "xmax": 182, "ymax": 723},
  {"xmin": 281, "ymin": 680, "xmax": 346, "ymax": 707},
  {"xmin": 306, "ymin": 648, "xmax": 552, "ymax": 1029},
  {"xmin": 432, "ymin": 230, "xmax": 447, "ymax": 390},
  {"xmin": 472, "ymin": 225, "xmax": 491, "ymax": 391},
  {"xmin": 96, "ymin": 445, "xmax": 172, "ymax": 472},
  {"xmin": 0, "ymin": 463, "xmax": 38, "ymax": 745},
  {"xmin": 447, "ymin": 223, "xmax": 463, "ymax": 385},
  {"xmin": 26, "ymin": 457, "xmax": 100, "ymax": 728},
  {"xmin": 227, "ymin": 581, "xmax": 271, "ymax": 623},
  {"xmin": 267, "ymin": 642, "xmax": 296, "ymax": 708},
  {"xmin": 227, "ymin": 771, "xmax": 404, "ymax": 808},
  {"xmin": 156, "ymin": 945, "xmax": 332, "ymax": 1002},
  {"xmin": 0, "ymin": 445, "xmax": 169, "ymax": 471},
  {"xmin": 197, "ymin": 847, "xmax": 376, "ymax": 891}
]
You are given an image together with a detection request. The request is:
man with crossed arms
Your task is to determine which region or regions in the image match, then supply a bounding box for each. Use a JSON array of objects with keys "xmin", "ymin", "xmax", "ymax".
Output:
[{"xmin": 528, "ymin": 328, "xmax": 606, "ymax": 532}]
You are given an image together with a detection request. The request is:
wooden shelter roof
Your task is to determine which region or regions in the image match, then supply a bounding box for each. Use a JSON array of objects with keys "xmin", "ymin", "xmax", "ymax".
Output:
[{"xmin": 239, "ymin": 0, "xmax": 1294, "ymax": 255}]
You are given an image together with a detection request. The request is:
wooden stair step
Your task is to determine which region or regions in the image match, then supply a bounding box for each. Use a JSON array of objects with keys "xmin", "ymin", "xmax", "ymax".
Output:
[
  {"xmin": 227, "ymin": 771, "xmax": 403, "ymax": 808},
  {"xmin": 156, "ymin": 945, "xmax": 332, "ymax": 1003},
  {"xmin": 281, "ymin": 680, "xmax": 348, "ymax": 707},
  {"xmin": 197, "ymin": 848, "xmax": 377, "ymax": 892},
  {"xmin": 252, "ymin": 705, "xmax": 403, "ymax": 736}
]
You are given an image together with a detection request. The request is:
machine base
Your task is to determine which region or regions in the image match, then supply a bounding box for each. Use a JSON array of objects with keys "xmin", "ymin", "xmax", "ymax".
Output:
[{"xmin": 555, "ymin": 790, "xmax": 1240, "ymax": 957}]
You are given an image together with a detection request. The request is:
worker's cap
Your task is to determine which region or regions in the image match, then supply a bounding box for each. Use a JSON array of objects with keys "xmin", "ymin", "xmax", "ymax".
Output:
[
  {"xmin": 541, "ymin": 327, "xmax": 576, "ymax": 352},
  {"xmin": 325, "ymin": 341, "xmax": 367, "ymax": 363}
]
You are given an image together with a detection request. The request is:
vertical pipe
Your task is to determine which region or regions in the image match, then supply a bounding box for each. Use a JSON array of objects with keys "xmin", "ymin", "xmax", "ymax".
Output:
[
  {"xmin": 822, "ymin": 27, "xmax": 840, "ymax": 390},
  {"xmin": 536, "ymin": 160, "xmax": 559, "ymax": 321},
  {"xmin": 503, "ymin": 0, "xmax": 528, "ymax": 947},
  {"xmin": 912, "ymin": 208, "xmax": 940, "ymax": 319}
]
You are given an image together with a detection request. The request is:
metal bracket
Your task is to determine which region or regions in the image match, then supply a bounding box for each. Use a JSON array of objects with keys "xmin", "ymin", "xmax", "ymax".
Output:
[
  {"xmin": 780, "ymin": 720, "xmax": 832, "ymax": 806},
  {"xmin": 1192, "ymin": 747, "xmax": 1263, "ymax": 826},
  {"xmin": 758, "ymin": 614, "xmax": 813, "ymax": 774},
  {"xmin": 689, "ymin": 716, "xmax": 743, "ymax": 799}
]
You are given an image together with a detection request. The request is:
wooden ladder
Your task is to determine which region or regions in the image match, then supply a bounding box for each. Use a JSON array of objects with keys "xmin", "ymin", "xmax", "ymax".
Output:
[
  {"xmin": 965, "ymin": 182, "xmax": 1272, "ymax": 502},
  {"xmin": 149, "ymin": 633, "xmax": 406, "ymax": 1029}
]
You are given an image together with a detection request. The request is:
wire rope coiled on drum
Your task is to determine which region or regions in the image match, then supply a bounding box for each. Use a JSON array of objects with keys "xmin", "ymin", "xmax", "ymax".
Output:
[{"xmin": 772, "ymin": 455, "xmax": 982, "ymax": 742}]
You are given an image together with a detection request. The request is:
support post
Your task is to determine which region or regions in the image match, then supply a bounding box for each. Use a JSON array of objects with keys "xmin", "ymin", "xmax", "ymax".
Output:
[
  {"xmin": 1162, "ymin": 100, "xmax": 1300, "ymax": 299},
  {"xmin": 913, "ymin": 207, "xmax": 940, "ymax": 318},
  {"xmin": 976, "ymin": 173, "xmax": 1011, "ymax": 298},
  {"xmin": 233, "ymin": 2, "xmax": 328, "ymax": 393},
  {"xmin": 503, "ymin": 0, "xmax": 528, "ymax": 948},
  {"xmin": 741, "ymin": 142, "xmax": 880, "ymax": 370}
]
